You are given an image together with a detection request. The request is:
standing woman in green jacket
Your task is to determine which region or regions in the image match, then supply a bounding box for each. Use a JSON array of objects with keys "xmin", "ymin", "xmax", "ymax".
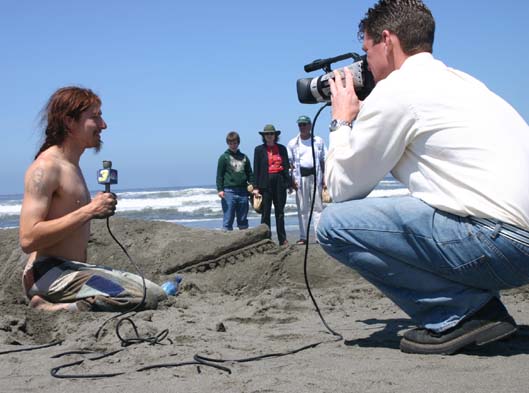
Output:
[{"xmin": 216, "ymin": 131, "xmax": 254, "ymax": 231}]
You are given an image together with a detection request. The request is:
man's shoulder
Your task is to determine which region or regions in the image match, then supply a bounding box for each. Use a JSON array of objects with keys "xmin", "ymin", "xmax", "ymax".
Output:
[
  {"xmin": 22, "ymin": 152, "xmax": 67, "ymax": 203},
  {"xmin": 25, "ymin": 152, "xmax": 61, "ymax": 179},
  {"xmin": 218, "ymin": 150, "xmax": 230, "ymax": 159}
]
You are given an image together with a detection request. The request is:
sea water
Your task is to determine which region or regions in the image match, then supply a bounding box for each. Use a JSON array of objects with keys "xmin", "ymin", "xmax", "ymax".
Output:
[{"xmin": 0, "ymin": 175, "xmax": 408, "ymax": 231}]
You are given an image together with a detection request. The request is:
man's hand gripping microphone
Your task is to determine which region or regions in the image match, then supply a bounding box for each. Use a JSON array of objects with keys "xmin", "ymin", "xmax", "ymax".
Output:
[{"xmin": 95, "ymin": 160, "xmax": 118, "ymax": 219}]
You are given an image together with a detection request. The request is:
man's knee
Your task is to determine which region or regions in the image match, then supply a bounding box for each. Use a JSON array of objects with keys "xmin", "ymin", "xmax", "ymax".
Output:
[
  {"xmin": 316, "ymin": 203, "xmax": 368, "ymax": 260},
  {"xmin": 316, "ymin": 204, "xmax": 341, "ymax": 247}
]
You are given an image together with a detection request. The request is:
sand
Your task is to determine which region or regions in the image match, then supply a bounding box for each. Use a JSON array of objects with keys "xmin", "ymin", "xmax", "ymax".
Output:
[{"xmin": 1, "ymin": 218, "xmax": 529, "ymax": 393}]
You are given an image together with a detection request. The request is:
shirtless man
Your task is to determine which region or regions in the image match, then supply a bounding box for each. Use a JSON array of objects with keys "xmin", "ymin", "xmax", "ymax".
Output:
[{"xmin": 19, "ymin": 86, "xmax": 166, "ymax": 311}]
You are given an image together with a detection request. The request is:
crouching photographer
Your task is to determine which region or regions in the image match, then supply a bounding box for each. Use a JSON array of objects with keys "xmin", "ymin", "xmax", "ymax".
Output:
[{"xmin": 315, "ymin": 0, "xmax": 529, "ymax": 355}]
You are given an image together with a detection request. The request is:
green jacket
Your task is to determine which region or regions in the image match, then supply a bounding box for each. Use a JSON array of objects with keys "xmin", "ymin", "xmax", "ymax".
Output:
[{"xmin": 216, "ymin": 149, "xmax": 254, "ymax": 191}]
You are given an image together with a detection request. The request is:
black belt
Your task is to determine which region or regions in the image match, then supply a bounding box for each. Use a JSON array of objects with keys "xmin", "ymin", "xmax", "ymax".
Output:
[
  {"xmin": 469, "ymin": 217, "xmax": 529, "ymax": 247},
  {"xmin": 300, "ymin": 167, "xmax": 315, "ymax": 177}
]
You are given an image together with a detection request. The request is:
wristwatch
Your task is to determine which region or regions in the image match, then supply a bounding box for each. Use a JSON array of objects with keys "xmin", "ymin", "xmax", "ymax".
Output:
[{"xmin": 329, "ymin": 119, "xmax": 352, "ymax": 132}]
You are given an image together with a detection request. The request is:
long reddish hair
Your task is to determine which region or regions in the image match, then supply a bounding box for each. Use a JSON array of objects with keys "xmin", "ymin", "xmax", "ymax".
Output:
[{"xmin": 35, "ymin": 86, "xmax": 101, "ymax": 159}]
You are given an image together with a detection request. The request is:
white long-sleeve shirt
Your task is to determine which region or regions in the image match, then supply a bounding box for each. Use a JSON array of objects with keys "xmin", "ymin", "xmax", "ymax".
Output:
[
  {"xmin": 326, "ymin": 52, "xmax": 529, "ymax": 230},
  {"xmin": 287, "ymin": 134, "xmax": 327, "ymax": 191}
]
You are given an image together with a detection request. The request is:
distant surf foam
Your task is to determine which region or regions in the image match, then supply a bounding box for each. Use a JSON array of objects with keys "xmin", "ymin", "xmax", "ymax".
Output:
[{"xmin": 0, "ymin": 178, "xmax": 408, "ymax": 229}]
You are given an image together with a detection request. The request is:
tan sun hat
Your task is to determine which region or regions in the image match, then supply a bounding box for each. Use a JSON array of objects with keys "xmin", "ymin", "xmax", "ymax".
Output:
[{"xmin": 259, "ymin": 124, "xmax": 281, "ymax": 136}]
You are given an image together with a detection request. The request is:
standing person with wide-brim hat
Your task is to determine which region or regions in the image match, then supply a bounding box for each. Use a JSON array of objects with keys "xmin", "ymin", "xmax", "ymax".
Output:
[{"xmin": 252, "ymin": 124, "xmax": 292, "ymax": 246}]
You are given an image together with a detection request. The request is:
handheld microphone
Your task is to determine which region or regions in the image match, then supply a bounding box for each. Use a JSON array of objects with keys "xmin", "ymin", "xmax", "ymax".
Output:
[{"xmin": 97, "ymin": 160, "xmax": 118, "ymax": 193}]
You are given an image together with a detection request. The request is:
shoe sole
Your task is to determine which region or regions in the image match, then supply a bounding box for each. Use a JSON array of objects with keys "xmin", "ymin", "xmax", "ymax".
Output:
[{"xmin": 400, "ymin": 321, "xmax": 518, "ymax": 355}]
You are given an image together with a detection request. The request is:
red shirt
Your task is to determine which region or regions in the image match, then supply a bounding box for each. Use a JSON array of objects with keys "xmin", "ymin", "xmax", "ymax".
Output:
[{"xmin": 267, "ymin": 145, "xmax": 284, "ymax": 174}]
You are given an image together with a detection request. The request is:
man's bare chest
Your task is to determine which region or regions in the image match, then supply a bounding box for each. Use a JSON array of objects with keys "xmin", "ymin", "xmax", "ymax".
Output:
[{"xmin": 50, "ymin": 167, "xmax": 91, "ymax": 214}]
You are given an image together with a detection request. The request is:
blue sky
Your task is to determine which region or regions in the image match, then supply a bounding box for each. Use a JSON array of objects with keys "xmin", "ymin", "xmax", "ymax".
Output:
[{"xmin": 1, "ymin": 0, "xmax": 528, "ymax": 194}]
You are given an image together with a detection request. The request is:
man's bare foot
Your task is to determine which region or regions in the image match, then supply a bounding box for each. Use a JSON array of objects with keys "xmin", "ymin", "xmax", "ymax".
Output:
[{"xmin": 29, "ymin": 295, "xmax": 77, "ymax": 311}]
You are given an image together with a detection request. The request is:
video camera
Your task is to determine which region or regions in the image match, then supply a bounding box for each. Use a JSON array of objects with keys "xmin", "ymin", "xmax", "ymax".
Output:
[{"xmin": 296, "ymin": 52, "xmax": 375, "ymax": 104}]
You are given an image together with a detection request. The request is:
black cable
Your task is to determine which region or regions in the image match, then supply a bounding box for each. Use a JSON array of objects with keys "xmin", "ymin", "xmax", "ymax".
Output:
[
  {"xmin": 51, "ymin": 216, "xmax": 171, "ymax": 379},
  {"xmin": 101, "ymin": 217, "xmax": 176, "ymax": 348},
  {"xmin": 105, "ymin": 217, "xmax": 148, "ymax": 309},
  {"xmin": 137, "ymin": 358, "xmax": 232, "ymax": 374},
  {"xmin": 93, "ymin": 217, "xmax": 148, "ymax": 340},
  {"xmin": 12, "ymin": 129, "xmax": 344, "ymax": 378},
  {"xmin": 193, "ymin": 340, "xmax": 326, "ymax": 364},
  {"xmin": 188, "ymin": 103, "xmax": 342, "ymax": 373},
  {"xmin": 50, "ymin": 349, "xmax": 125, "ymax": 379},
  {"xmin": 0, "ymin": 340, "xmax": 62, "ymax": 355},
  {"xmin": 115, "ymin": 316, "xmax": 172, "ymax": 346},
  {"xmin": 51, "ymin": 350, "xmax": 97, "ymax": 358},
  {"xmin": 303, "ymin": 102, "xmax": 343, "ymax": 339},
  {"xmin": 51, "ymin": 348, "xmax": 232, "ymax": 378}
]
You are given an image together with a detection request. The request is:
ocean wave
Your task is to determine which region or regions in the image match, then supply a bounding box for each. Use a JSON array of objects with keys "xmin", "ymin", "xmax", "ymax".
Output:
[
  {"xmin": 0, "ymin": 184, "xmax": 407, "ymax": 228},
  {"xmin": 118, "ymin": 188, "xmax": 217, "ymax": 199},
  {"xmin": 0, "ymin": 204, "xmax": 22, "ymax": 215},
  {"xmin": 117, "ymin": 194, "xmax": 221, "ymax": 212}
]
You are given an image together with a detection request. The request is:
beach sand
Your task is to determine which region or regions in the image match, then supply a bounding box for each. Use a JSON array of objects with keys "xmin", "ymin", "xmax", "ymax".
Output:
[{"xmin": 1, "ymin": 218, "xmax": 529, "ymax": 393}]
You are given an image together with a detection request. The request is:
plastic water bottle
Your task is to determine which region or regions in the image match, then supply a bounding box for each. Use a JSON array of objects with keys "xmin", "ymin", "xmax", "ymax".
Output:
[{"xmin": 161, "ymin": 275, "xmax": 182, "ymax": 296}]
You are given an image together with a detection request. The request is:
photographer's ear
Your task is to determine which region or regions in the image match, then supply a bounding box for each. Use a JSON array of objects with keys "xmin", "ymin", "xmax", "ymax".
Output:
[
  {"xmin": 382, "ymin": 29, "xmax": 407, "ymax": 70},
  {"xmin": 382, "ymin": 30, "xmax": 393, "ymax": 55}
]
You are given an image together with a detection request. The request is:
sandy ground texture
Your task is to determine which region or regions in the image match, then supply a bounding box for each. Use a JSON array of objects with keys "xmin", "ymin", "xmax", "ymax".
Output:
[{"xmin": 1, "ymin": 218, "xmax": 529, "ymax": 393}]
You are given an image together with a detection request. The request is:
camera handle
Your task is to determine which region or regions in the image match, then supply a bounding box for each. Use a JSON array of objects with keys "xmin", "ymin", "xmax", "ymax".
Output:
[{"xmin": 303, "ymin": 52, "xmax": 362, "ymax": 73}]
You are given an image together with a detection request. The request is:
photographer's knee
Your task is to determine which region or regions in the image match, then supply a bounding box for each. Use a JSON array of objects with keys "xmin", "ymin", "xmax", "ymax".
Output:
[{"xmin": 316, "ymin": 206, "xmax": 338, "ymax": 247}]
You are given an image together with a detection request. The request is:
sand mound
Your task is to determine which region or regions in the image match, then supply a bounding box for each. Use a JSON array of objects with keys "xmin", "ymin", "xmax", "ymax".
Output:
[{"xmin": 0, "ymin": 218, "xmax": 353, "ymax": 347}]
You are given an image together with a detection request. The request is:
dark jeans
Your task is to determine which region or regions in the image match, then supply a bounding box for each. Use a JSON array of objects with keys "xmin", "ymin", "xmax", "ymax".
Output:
[{"xmin": 261, "ymin": 173, "xmax": 287, "ymax": 244}]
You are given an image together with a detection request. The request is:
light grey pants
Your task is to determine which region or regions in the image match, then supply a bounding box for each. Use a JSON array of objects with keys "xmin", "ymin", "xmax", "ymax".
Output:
[{"xmin": 296, "ymin": 174, "xmax": 323, "ymax": 240}]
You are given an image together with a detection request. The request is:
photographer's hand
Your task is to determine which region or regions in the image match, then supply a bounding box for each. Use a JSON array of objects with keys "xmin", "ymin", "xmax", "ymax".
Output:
[{"xmin": 329, "ymin": 67, "xmax": 360, "ymax": 123}]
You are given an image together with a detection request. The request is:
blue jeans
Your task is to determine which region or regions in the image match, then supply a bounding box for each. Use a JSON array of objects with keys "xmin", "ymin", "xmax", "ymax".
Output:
[
  {"xmin": 317, "ymin": 196, "xmax": 529, "ymax": 332},
  {"xmin": 221, "ymin": 188, "xmax": 249, "ymax": 231}
]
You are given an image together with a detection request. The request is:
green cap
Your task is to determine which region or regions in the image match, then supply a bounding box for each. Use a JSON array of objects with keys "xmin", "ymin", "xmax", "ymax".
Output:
[
  {"xmin": 259, "ymin": 124, "xmax": 281, "ymax": 135},
  {"xmin": 296, "ymin": 115, "xmax": 311, "ymax": 124}
]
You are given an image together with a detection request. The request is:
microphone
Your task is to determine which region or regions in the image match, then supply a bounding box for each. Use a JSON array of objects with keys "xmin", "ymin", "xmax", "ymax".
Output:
[{"xmin": 97, "ymin": 160, "xmax": 118, "ymax": 193}]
